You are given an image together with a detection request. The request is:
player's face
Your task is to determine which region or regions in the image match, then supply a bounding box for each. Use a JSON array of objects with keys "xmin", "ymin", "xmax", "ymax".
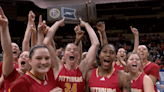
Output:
[
  {"xmin": 99, "ymin": 45, "xmax": 116, "ymax": 70},
  {"xmin": 117, "ymin": 48, "xmax": 126, "ymax": 61},
  {"xmin": 127, "ymin": 54, "xmax": 141, "ymax": 73},
  {"xmin": 64, "ymin": 44, "xmax": 79, "ymax": 66},
  {"xmin": 30, "ymin": 48, "xmax": 51, "ymax": 74},
  {"xmin": 18, "ymin": 51, "xmax": 31, "ymax": 72},
  {"xmin": 137, "ymin": 45, "xmax": 149, "ymax": 60},
  {"xmin": 11, "ymin": 43, "xmax": 20, "ymax": 60}
]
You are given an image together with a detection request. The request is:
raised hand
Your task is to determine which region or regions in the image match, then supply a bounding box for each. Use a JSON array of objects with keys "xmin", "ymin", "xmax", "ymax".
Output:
[
  {"xmin": 74, "ymin": 25, "xmax": 85, "ymax": 40},
  {"xmin": 56, "ymin": 17, "xmax": 65, "ymax": 27},
  {"xmin": 96, "ymin": 21, "xmax": 105, "ymax": 32},
  {"xmin": 79, "ymin": 18, "xmax": 87, "ymax": 27},
  {"xmin": 130, "ymin": 26, "xmax": 139, "ymax": 35},
  {"xmin": 97, "ymin": 30, "xmax": 101, "ymax": 34},
  {"xmin": 44, "ymin": 26, "xmax": 50, "ymax": 35},
  {"xmin": 0, "ymin": 6, "xmax": 8, "ymax": 28},
  {"xmin": 28, "ymin": 11, "xmax": 35, "ymax": 23},
  {"xmin": 30, "ymin": 22, "xmax": 36, "ymax": 33},
  {"xmin": 38, "ymin": 15, "xmax": 46, "ymax": 33}
]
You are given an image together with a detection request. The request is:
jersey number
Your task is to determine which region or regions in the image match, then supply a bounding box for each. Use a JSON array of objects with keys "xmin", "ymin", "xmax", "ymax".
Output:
[{"xmin": 65, "ymin": 83, "xmax": 77, "ymax": 92}]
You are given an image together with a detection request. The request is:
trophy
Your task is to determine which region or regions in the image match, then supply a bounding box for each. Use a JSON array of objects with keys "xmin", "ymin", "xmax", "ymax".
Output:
[{"xmin": 47, "ymin": 1, "xmax": 97, "ymax": 24}]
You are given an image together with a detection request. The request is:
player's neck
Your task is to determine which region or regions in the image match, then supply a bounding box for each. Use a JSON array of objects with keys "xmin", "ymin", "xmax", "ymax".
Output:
[
  {"xmin": 99, "ymin": 65, "xmax": 113, "ymax": 77},
  {"xmin": 30, "ymin": 70, "xmax": 46, "ymax": 81},
  {"xmin": 65, "ymin": 64, "xmax": 76, "ymax": 70},
  {"xmin": 116, "ymin": 60, "xmax": 121, "ymax": 65},
  {"xmin": 142, "ymin": 58, "xmax": 148, "ymax": 65},
  {"xmin": 130, "ymin": 71, "xmax": 140, "ymax": 80}
]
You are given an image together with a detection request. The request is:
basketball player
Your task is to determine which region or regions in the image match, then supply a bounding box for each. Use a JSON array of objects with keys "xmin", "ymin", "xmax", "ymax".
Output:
[
  {"xmin": 43, "ymin": 17, "xmax": 99, "ymax": 92},
  {"xmin": 96, "ymin": 22, "xmax": 139, "ymax": 71},
  {"xmin": 85, "ymin": 44, "xmax": 131, "ymax": 92},
  {"xmin": 10, "ymin": 45, "xmax": 62, "ymax": 92},
  {"xmin": 137, "ymin": 45, "xmax": 159, "ymax": 92},
  {"xmin": 126, "ymin": 52, "xmax": 154, "ymax": 92}
]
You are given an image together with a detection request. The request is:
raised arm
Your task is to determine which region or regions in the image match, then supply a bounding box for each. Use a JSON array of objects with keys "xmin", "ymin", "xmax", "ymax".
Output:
[
  {"xmin": 0, "ymin": 7, "xmax": 14, "ymax": 77},
  {"xmin": 43, "ymin": 18, "xmax": 65, "ymax": 78},
  {"xmin": 96, "ymin": 21, "xmax": 108, "ymax": 46},
  {"xmin": 74, "ymin": 25, "xmax": 85, "ymax": 64},
  {"xmin": 30, "ymin": 22, "xmax": 37, "ymax": 47},
  {"xmin": 43, "ymin": 17, "xmax": 65, "ymax": 46},
  {"xmin": 97, "ymin": 31, "xmax": 103, "ymax": 46},
  {"xmin": 44, "ymin": 26, "xmax": 56, "ymax": 49},
  {"xmin": 130, "ymin": 26, "xmax": 139, "ymax": 52},
  {"xmin": 37, "ymin": 15, "xmax": 46, "ymax": 45},
  {"xmin": 22, "ymin": 11, "xmax": 35, "ymax": 51},
  {"xmin": 79, "ymin": 18, "xmax": 100, "ymax": 78}
]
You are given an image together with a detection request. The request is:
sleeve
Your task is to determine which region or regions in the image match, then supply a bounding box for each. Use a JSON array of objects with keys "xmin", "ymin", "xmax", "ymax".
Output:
[
  {"xmin": 4, "ymin": 69, "xmax": 20, "ymax": 91},
  {"xmin": 9, "ymin": 77, "xmax": 32, "ymax": 92},
  {"xmin": 4, "ymin": 69, "xmax": 19, "ymax": 82},
  {"xmin": 149, "ymin": 63, "xmax": 160, "ymax": 80}
]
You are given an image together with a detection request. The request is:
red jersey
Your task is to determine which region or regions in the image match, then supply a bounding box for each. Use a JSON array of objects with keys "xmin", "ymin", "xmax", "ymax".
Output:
[
  {"xmin": 14, "ymin": 62, "xmax": 19, "ymax": 69},
  {"xmin": 56, "ymin": 65, "xmax": 85, "ymax": 92},
  {"xmin": 0, "ymin": 62, "xmax": 18, "ymax": 76},
  {"xmin": 9, "ymin": 68, "xmax": 56, "ymax": 92},
  {"xmin": 142, "ymin": 61, "xmax": 159, "ymax": 92},
  {"xmin": 114, "ymin": 62, "xmax": 124, "ymax": 71},
  {"xmin": 0, "ymin": 62, "xmax": 19, "ymax": 92},
  {"xmin": 4, "ymin": 69, "xmax": 21, "ymax": 92},
  {"xmin": 89, "ymin": 67, "xmax": 121, "ymax": 92},
  {"xmin": 155, "ymin": 60, "xmax": 161, "ymax": 65},
  {"xmin": 131, "ymin": 72, "xmax": 145, "ymax": 92}
]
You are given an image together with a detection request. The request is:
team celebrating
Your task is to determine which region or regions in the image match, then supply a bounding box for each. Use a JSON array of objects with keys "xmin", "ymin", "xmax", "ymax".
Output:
[{"xmin": 0, "ymin": 6, "xmax": 160, "ymax": 92}]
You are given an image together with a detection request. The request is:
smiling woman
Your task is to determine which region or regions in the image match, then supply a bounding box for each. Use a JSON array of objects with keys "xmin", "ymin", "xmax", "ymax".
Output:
[
  {"xmin": 9, "ymin": 45, "xmax": 58, "ymax": 92},
  {"xmin": 85, "ymin": 44, "xmax": 131, "ymax": 92}
]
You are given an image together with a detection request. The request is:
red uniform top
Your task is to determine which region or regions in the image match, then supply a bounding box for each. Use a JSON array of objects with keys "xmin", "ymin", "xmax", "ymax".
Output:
[
  {"xmin": 155, "ymin": 59, "xmax": 161, "ymax": 65},
  {"xmin": 56, "ymin": 65, "xmax": 85, "ymax": 92},
  {"xmin": 114, "ymin": 62, "xmax": 124, "ymax": 71},
  {"xmin": 131, "ymin": 72, "xmax": 145, "ymax": 92},
  {"xmin": 0, "ymin": 62, "xmax": 18, "ymax": 76},
  {"xmin": 13, "ymin": 62, "xmax": 19, "ymax": 69},
  {"xmin": 89, "ymin": 67, "xmax": 121, "ymax": 92},
  {"xmin": 9, "ymin": 68, "xmax": 56, "ymax": 92},
  {"xmin": 142, "ymin": 61, "xmax": 159, "ymax": 92},
  {"xmin": 4, "ymin": 69, "xmax": 21, "ymax": 92},
  {"xmin": 0, "ymin": 62, "xmax": 19, "ymax": 92}
]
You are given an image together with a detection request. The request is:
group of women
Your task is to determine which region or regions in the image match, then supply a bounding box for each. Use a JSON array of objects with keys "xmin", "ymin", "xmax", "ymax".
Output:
[{"xmin": 0, "ymin": 6, "xmax": 160, "ymax": 92}]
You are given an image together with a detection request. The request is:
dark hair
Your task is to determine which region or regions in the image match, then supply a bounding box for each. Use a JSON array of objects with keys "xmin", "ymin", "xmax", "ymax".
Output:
[
  {"xmin": 29, "ymin": 45, "xmax": 49, "ymax": 59},
  {"xmin": 96, "ymin": 44, "xmax": 116, "ymax": 66}
]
